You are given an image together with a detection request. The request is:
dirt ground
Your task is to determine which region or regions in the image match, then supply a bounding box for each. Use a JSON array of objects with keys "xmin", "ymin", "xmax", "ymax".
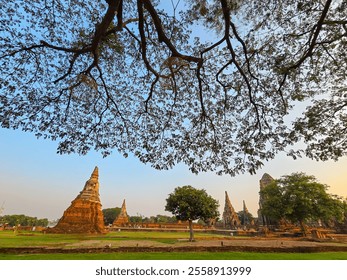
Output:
[{"xmin": 2, "ymin": 235, "xmax": 347, "ymax": 254}]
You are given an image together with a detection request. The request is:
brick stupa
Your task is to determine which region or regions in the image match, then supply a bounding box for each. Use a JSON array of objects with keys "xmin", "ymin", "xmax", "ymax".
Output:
[
  {"xmin": 47, "ymin": 167, "xmax": 106, "ymax": 234},
  {"xmin": 112, "ymin": 199, "xmax": 129, "ymax": 227},
  {"xmin": 223, "ymin": 191, "xmax": 241, "ymax": 229}
]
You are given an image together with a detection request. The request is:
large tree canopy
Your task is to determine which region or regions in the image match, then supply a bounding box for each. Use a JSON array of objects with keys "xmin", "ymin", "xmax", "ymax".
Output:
[
  {"xmin": 260, "ymin": 172, "xmax": 347, "ymax": 234},
  {"xmin": 1, "ymin": 0, "xmax": 346, "ymax": 176}
]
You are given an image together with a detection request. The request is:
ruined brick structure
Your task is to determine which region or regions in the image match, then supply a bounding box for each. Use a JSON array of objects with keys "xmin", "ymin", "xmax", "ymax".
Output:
[
  {"xmin": 257, "ymin": 173, "xmax": 275, "ymax": 227},
  {"xmin": 47, "ymin": 167, "xmax": 106, "ymax": 234},
  {"xmin": 223, "ymin": 191, "xmax": 241, "ymax": 229},
  {"xmin": 241, "ymin": 200, "xmax": 254, "ymax": 226},
  {"xmin": 112, "ymin": 199, "xmax": 129, "ymax": 227}
]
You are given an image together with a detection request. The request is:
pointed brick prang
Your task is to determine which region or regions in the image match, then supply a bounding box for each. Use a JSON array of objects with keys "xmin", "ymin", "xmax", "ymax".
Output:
[
  {"xmin": 258, "ymin": 173, "xmax": 275, "ymax": 227},
  {"xmin": 243, "ymin": 200, "xmax": 249, "ymax": 214},
  {"xmin": 259, "ymin": 173, "xmax": 274, "ymax": 190},
  {"xmin": 47, "ymin": 167, "xmax": 106, "ymax": 234},
  {"xmin": 91, "ymin": 166, "xmax": 99, "ymax": 179},
  {"xmin": 113, "ymin": 199, "xmax": 129, "ymax": 227},
  {"xmin": 222, "ymin": 191, "xmax": 241, "ymax": 229},
  {"xmin": 242, "ymin": 200, "xmax": 254, "ymax": 226},
  {"xmin": 77, "ymin": 166, "xmax": 101, "ymax": 202}
]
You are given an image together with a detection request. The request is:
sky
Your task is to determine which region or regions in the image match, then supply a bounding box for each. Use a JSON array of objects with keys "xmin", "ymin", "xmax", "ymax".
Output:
[{"xmin": 1, "ymin": 127, "xmax": 346, "ymax": 221}]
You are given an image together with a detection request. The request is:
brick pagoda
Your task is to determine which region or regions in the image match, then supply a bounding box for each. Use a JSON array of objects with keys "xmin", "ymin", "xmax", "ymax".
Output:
[{"xmin": 47, "ymin": 167, "xmax": 106, "ymax": 234}]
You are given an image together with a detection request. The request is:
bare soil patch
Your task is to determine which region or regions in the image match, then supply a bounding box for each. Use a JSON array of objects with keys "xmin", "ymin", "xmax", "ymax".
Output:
[{"xmin": 1, "ymin": 236, "xmax": 347, "ymax": 254}]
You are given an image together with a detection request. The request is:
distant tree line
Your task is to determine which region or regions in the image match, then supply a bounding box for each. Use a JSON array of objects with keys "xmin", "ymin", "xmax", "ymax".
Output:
[
  {"xmin": 0, "ymin": 214, "xmax": 48, "ymax": 227},
  {"xmin": 102, "ymin": 207, "xmax": 177, "ymax": 226},
  {"xmin": 138, "ymin": 215, "xmax": 177, "ymax": 224}
]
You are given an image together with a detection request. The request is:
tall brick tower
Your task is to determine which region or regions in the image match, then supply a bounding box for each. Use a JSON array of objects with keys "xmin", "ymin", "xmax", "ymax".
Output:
[
  {"xmin": 47, "ymin": 167, "xmax": 106, "ymax": 234},
  {"xmin": 112, "ymin": 199, "xmax": 129, "ymax": 227},
  {"xmin": 223, "ymin": 191, "xmax": 241, "ymax": 229}
]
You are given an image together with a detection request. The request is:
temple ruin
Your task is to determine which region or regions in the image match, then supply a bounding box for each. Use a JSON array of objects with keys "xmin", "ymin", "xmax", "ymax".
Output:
[
  {"xmin": 112, "ymin": 199, "xmax": 129, "ymax": 227},
  {"xmin": 257, "ymin": 173, "xmax": 275, "ymax": 227},
  {"xmin": 241, "ymin": 200, "xmax": 254, "ymax": 226},
  {"xmin": 222, "ymin": 191, "xmax": 241, "ymax": 229},
  {"xmin": 47, "ymin": 167, "xmax": 106, "ymax": 234}
]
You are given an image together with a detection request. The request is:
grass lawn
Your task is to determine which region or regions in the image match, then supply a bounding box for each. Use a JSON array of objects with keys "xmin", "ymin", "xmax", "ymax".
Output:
[{"xmin": 0, "ymin": 230, "xmax": 228, "ymax": 247}]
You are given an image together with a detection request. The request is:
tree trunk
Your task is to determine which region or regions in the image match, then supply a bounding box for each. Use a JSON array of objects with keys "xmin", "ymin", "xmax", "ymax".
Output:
[{"xmin": 188, "ymin": 219, "xmax": 195, "ymax": 242}]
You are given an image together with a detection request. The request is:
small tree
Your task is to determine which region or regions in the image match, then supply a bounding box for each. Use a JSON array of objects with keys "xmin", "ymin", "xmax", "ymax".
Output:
[
  {"xmin": 165, "ymin": 185, "xmax": 219, "ymax": 241},
  {"xmin": 102, "ymin": 207, "xmax": 121, "ymax": 225},
  {"xmin": 237, "ymin": 211, "xmax": 254, "ymax": 227},
  {"xmin": 260, "ymin": 172, "xmax": 346, "ymax": 235}
]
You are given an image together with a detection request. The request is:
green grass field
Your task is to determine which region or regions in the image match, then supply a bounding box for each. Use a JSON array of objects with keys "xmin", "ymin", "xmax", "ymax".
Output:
[
  {"xmin": 0, "ymin": 230, "xmax": 346, "ymax": 260},
  {"xmin": 0, "ymin": 230, "xmax": 228, "ymax": 247}
]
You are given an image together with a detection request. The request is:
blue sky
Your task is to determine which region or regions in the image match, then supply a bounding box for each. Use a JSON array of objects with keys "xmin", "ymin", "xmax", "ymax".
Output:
[{"xmin": 1, "ymin": 127, "xmax": 346, "ymax": 221}]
